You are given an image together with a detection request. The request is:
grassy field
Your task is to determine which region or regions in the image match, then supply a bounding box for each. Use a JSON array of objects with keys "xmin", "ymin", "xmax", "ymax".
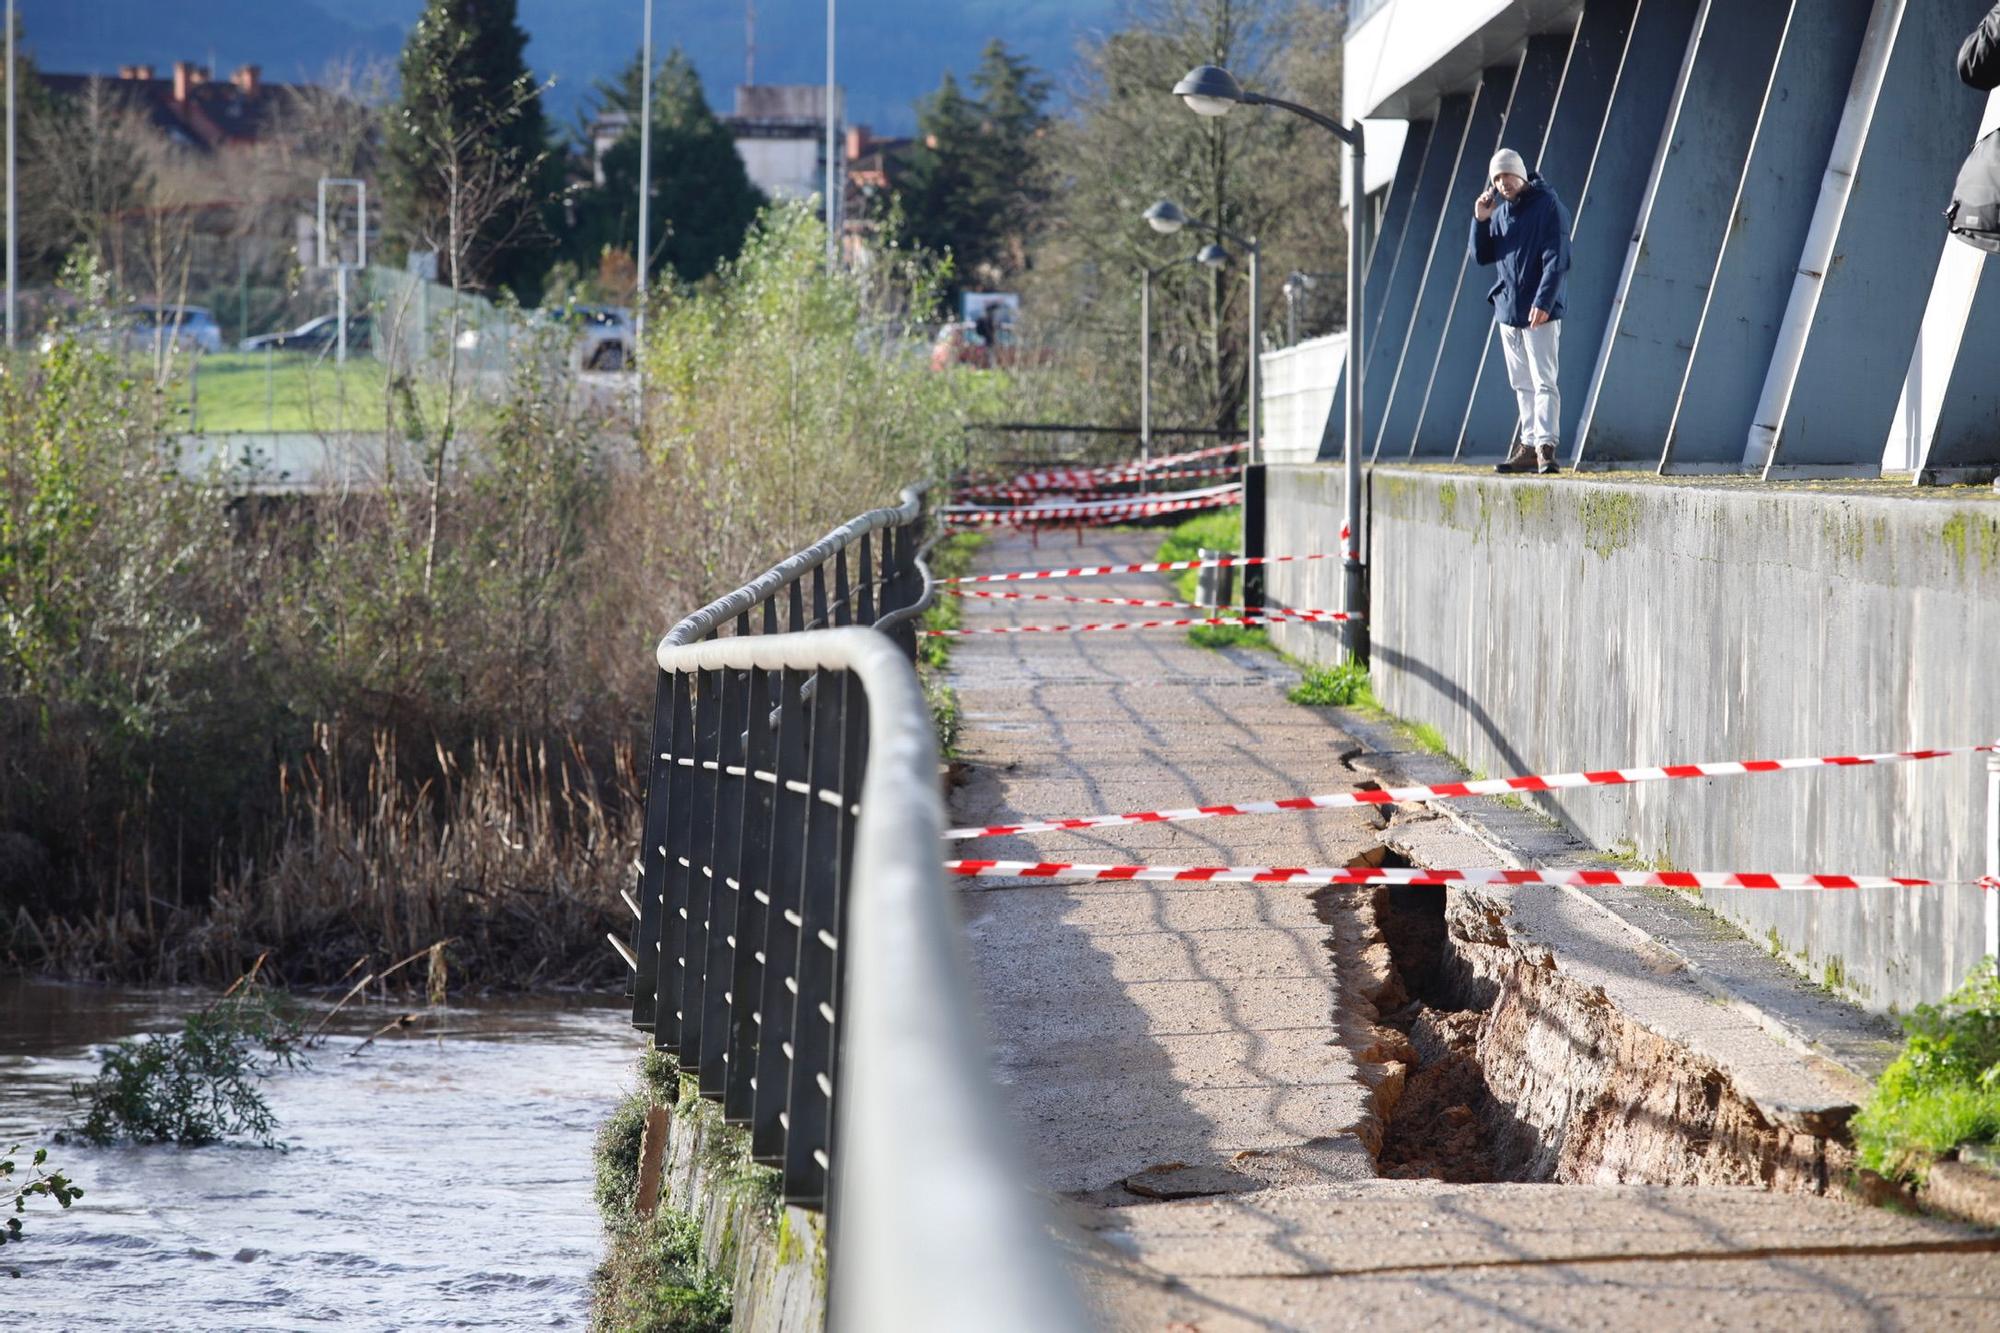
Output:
[{"xmin": 185, "ymin": 352, "xmax": 398, "ymax": 433}]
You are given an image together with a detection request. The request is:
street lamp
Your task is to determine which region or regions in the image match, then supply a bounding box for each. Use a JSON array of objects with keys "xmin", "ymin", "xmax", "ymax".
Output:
[
  {"xmin": 1282, "ymin": 271, "xmax": 1316, "ymax": 346},
  {"xmin": 1140, "ymin": 198, "xmax": 1261, "ymax": 470},
  {"xmin": 1173, "ymin": 62, "xmax": 1367, "ymax": 665}
]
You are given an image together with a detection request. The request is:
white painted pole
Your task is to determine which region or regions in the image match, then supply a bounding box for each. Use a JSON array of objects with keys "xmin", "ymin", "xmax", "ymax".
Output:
[
  {"xmin": 636, "ymin": 0, "xmax": 653, "ymax": 344},
  {"xmin": 825, "ymin": 0, "xmax": 837, "ymax": 265},
  {"xmin": 1986, "ymin": 742, "xmax": 1998, "ymax": 962},
  {"xmin": 336, "ymin": 265, "xmax": 348, "ymax": 366},
  {"xmin": 1140, "ymin": 268, "xmax": 1152, "ymax": 468},
  {"xmin": 6, "ymin": 0, "xmax": 16, "ymax": 351}
]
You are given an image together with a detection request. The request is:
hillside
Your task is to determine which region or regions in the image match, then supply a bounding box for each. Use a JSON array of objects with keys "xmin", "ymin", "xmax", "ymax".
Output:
[{"xmin": 17, "ymin": 0, "xmax": 1112, "ymax": 133}]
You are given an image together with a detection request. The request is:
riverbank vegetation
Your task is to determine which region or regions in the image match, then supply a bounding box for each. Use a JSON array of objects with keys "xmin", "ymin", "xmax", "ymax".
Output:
[
  {"xmin": 1, "ymin": 206, "xmax": 982, "ymax": 991},
  {"xmin": 591, "ymin": 1051, "xmax": 737, "ymax": 1332}
]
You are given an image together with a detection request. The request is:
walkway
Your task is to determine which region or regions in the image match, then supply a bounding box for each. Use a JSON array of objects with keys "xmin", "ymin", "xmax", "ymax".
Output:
[{"xmin": 947, "ymin": 528, "xmax": 2000, "ymax": 1331}]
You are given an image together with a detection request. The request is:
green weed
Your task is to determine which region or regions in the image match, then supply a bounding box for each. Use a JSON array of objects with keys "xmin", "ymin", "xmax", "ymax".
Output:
[
  {"xmin": 1188, "ymin": 623, "xmax": 1270, "ymax": 651},
  {"xmin": 1854, "ymin": 959, "xmax": 2000, "ymax": 1183},
  {"xmin": 1403, "ymin": 722, "xmax": 1449, "ymax": 755},
  {"xmin": 1287, "ymin": 661, "xmax": 1374, "ymax": 708},
  {"xmin": 2, "ymin": 1143, "xmax": 83, "ymax": 1266}
]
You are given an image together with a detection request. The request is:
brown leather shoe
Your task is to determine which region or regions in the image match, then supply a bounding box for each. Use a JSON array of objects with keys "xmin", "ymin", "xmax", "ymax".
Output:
[
  {"xmin": 1494, "ymin": 442, "xmax": 1534, "ymax": 473},
  {"xmin": 1536, "ymin": 443, "xmax": 1560, "ymax": 474}
]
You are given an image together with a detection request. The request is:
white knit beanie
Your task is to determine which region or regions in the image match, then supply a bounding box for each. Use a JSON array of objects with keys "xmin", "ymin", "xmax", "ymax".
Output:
[{"xmin": 1489, "ymin": 148, "xmax": 1528, "ymax": 182}]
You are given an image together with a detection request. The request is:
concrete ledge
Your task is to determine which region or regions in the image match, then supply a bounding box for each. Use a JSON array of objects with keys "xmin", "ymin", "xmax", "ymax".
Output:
[{"xmin": 1267, "ymin": 462, "xmax": 2000, "ymax": 1012}]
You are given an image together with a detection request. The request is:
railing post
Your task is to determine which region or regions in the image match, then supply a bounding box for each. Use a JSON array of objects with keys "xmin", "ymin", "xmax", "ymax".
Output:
[
  {"xmin": 856, "ymin": 532, "xmax": 876, "ymax": 624},
  {"xmin": 754, "ymin": 663, "xmax": 812, "ymax": 1165},
  {"xmin": 677, "ymin": 665, "xmax": 723, "ymax": 1067},
  {"xmin": 699, "ymin": 643, "xmax": 751, "ymax": 1098},
  {"xmin": 630, "ymin": 667, "xmax": 676, "ymax": 1034},
  {"xmin": 656, "ymin": 671, "xmax": 696, "ymax": 1050},
  {"xmin": 784, "ymin": 667, "xmax": 849, "ymax": 1208},
  {"xmin": 725, "ymin": 657, "xmax": 777, "ymax": 1123},
  {"xmin": 832, "ymin": 549, "xmax": 853, "ymax": 628}
]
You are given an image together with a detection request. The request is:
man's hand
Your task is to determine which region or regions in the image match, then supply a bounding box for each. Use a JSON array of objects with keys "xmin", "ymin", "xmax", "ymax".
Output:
[
  {"xmin": 1528, "ymin": 307, "xmax": 1552, "ymax": 328},
  {"xmin": 1474, "ymin": 189, "xmax": 1497, "ymax": 222}
]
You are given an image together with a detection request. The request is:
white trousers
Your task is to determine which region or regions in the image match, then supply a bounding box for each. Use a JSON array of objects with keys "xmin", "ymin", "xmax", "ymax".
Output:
[{"xmin": 1498, "ymin": 320, "xmax": 1561, "ymax": 448}]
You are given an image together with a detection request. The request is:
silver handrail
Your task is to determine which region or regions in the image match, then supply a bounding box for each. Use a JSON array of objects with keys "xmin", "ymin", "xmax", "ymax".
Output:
[
  {"xmin": 664, "ymin": 484, "xmax": 927, "ymax": 648},
  {"xmin": 654, "ymin": 627, "xmax": 1086, "ymax": 1333}
]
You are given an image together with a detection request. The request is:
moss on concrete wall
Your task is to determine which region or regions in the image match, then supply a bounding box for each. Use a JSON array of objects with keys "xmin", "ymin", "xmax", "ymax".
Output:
[{"xmin": 591, "ymin": 1051, "xmax": 825, "ymax": 1332}]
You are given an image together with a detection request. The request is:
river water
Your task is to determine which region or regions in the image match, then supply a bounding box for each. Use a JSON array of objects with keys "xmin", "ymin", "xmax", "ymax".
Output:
[{"xmin": 0, "ymin": 978, "xmax": 639, "ymax": 1329}]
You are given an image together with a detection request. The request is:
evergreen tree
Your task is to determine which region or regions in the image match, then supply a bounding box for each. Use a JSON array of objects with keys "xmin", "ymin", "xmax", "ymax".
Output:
[
  {"xmin": 566, "ymin": 48, "xmax": 764, "ymax": 287},
  {"xmin": 894, "ymin": 42, "xmax": 1050, "ymax": 288},
  {"xmin": 383, "ymin": 0, "xmax": 556, "ymax": 299}
]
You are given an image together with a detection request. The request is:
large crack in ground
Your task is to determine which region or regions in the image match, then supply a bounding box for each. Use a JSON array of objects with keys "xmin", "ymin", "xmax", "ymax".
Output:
[
  {"xmin": 1317, "ymin": 845, "xmax": 1515, "ymax": 1184},
  {"xmin": 1323, "ymin": 827, "xmax": 1857, "ymax": 1194}
]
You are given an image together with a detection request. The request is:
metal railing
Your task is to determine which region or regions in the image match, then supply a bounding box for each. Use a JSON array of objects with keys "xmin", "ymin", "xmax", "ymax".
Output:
[{"xmin": 623, "ymin": 485, "xmax": 1085, "ymax": 1330}]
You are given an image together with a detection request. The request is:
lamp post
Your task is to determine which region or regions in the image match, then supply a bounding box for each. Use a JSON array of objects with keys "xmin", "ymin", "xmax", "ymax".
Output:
[
  {"xmin": 1142, "ymin": 198, "xmax": 1261, "ymax": 469},
  {"xmin": 1282, "ymin": 270, "xmax": 1316, "ymax": 346},
  {"xmin": 1173, "ymin": 63, "xmax": 1367, "ymax": 666},
  {"xmin": 637, "ymin": 0, "xmax": 654, "ymax": 413},
  {"xmin": 1140, "ymin": 251, "xmax": 1207, "ymax": 472}
]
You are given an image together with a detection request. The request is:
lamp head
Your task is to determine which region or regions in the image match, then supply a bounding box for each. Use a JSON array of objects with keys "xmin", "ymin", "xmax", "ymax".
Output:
[
  {"xmin": 1196, "ymin": 242, "xmax": 1232, "ymax": 269},
  {"xmin": 1144, "ymin": 198, "xmax": 1190, "ymax": 235},
  {"xmin": 1174, "ymin": 64, "xmax": 1245, "ymax": 117}
]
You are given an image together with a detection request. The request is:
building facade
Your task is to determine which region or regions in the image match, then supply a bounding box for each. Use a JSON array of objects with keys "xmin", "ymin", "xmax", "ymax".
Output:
[{"xmin": 1330, "ymin": 0, "xmax": 2000, "ymax": 481}]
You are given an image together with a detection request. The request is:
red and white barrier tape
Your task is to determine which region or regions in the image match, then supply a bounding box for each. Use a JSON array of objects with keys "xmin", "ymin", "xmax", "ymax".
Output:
[
  {"xmin": 923, "ymin": 609, "xmax": 1358, "ymax": 638},
  {"xmin": 945, "ymin": 744, "xmax": 2000, "ymax": 841},
  {"xmin": 944, "ymin": 553, "xmax": 1333, "ymax": 584},
  {"xmin": 946, "ymin": 860, "xmax": 1999, "ymax": 893},
  {"xmin": 949, "ymin": 589, "xmax": 1277, "ymax": 610},
  {"xmin": 982, "ymin": 442, "xmax": 1247, "ymax": 493},
  {"xmin": 953, "ymin": 466, "xmax": 1246, "ymax": 502},
  {"xmin": 944, "ymin": 488, "xmax": 1242, "ymax": 528},
  {"xmin": 945, "ymin": 480, "xmax": 1239, "ymax": 516}
]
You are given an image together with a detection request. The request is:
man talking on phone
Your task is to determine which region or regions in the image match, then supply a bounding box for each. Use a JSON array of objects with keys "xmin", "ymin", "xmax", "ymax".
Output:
[{"xmin": 1470, "ymin": 148, "xmax": 1571, "ymax": 474}]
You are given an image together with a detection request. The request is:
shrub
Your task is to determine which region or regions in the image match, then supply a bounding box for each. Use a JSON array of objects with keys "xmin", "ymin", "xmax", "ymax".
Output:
[
  {"xmin": 69, "ymin": 981, "xmax": 306, "ymax": 1147},
  {"xmin": 1855, "ymin": 959, "xmax": 2000, "ymax": 1182}
]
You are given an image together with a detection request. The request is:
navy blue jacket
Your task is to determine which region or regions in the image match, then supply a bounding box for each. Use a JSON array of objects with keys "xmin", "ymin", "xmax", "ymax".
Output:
[{"xmin": 1468, "ymin": 174, "xmax": 1571, "ymax": 328}]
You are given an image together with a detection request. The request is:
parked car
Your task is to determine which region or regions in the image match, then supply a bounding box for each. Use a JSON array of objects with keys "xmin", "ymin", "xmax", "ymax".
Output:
[
  {"xmin": 66, "ymin": 304, "xmax": 224, "ymax": 355},
  {"xmin": 240, "ymin": 313, "xmax": 373, "ymax": 355},
  {"xmin": 551, "ymin": 304, "xmax": 632, "ymax": 371}
]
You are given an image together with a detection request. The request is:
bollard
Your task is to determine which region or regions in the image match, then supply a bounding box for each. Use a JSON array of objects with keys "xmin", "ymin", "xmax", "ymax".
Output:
[{"xmin": 1196, "ymin": 546, "xmax": 1235, "ymax": 608}]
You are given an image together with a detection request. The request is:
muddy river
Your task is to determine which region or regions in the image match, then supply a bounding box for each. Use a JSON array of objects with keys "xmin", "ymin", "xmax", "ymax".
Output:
[{"xmin": 0, "ymin": 978, "xmax": 638, "ymax": 1329}]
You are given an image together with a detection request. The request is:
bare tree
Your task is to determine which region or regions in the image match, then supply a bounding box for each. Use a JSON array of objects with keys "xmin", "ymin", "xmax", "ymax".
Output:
[
  {"xmin": 388, "ymin": 27, "xmax": 553, "ymax": 592},
  {"xmin": 1020, "ymin": 0, "xmax": 1346, "ymax": 433}
]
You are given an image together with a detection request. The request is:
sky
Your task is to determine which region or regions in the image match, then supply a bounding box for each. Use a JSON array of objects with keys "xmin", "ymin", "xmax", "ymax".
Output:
[{"xmin": 18, "ymin": 0, "xmax": 1121, "ymax": 135}]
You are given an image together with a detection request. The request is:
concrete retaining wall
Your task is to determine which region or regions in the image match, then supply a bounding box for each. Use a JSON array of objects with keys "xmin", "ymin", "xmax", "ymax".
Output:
[{"xmin": 1266, "ymin": 463, "xmax": 2000, "ymax": 1012}]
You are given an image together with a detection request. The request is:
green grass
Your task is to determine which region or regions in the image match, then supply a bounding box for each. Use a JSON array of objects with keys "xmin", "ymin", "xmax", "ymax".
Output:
[
  {"xmin": 1156, "ymin": 507, "xmax": 1243, "ymax": 603},
  {"xmin": 1154, "ymin": 508, "xmax": 1268, "ymax": 651},
  {"xmin": 185, "ymin": 352, "xmax": 396, "ymax": 432},
  {"xmin": 1287, "ymin": 660, "xmax": 1376, "ymax": 708},
  {"xmin": 918, "ymin": 532, "xmax": 984, "ymax": 671},
  {"xmin": 1187, "ymin": 623, "xmax": 1269, "ymax": 650},
  {"xmin": 1402, "ymin": 721, "xmax": 1449, "ymax": 755},
  {"xmin": 1855, "ymin": 959, "xmax": 2000, "ymax": 1184}
]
